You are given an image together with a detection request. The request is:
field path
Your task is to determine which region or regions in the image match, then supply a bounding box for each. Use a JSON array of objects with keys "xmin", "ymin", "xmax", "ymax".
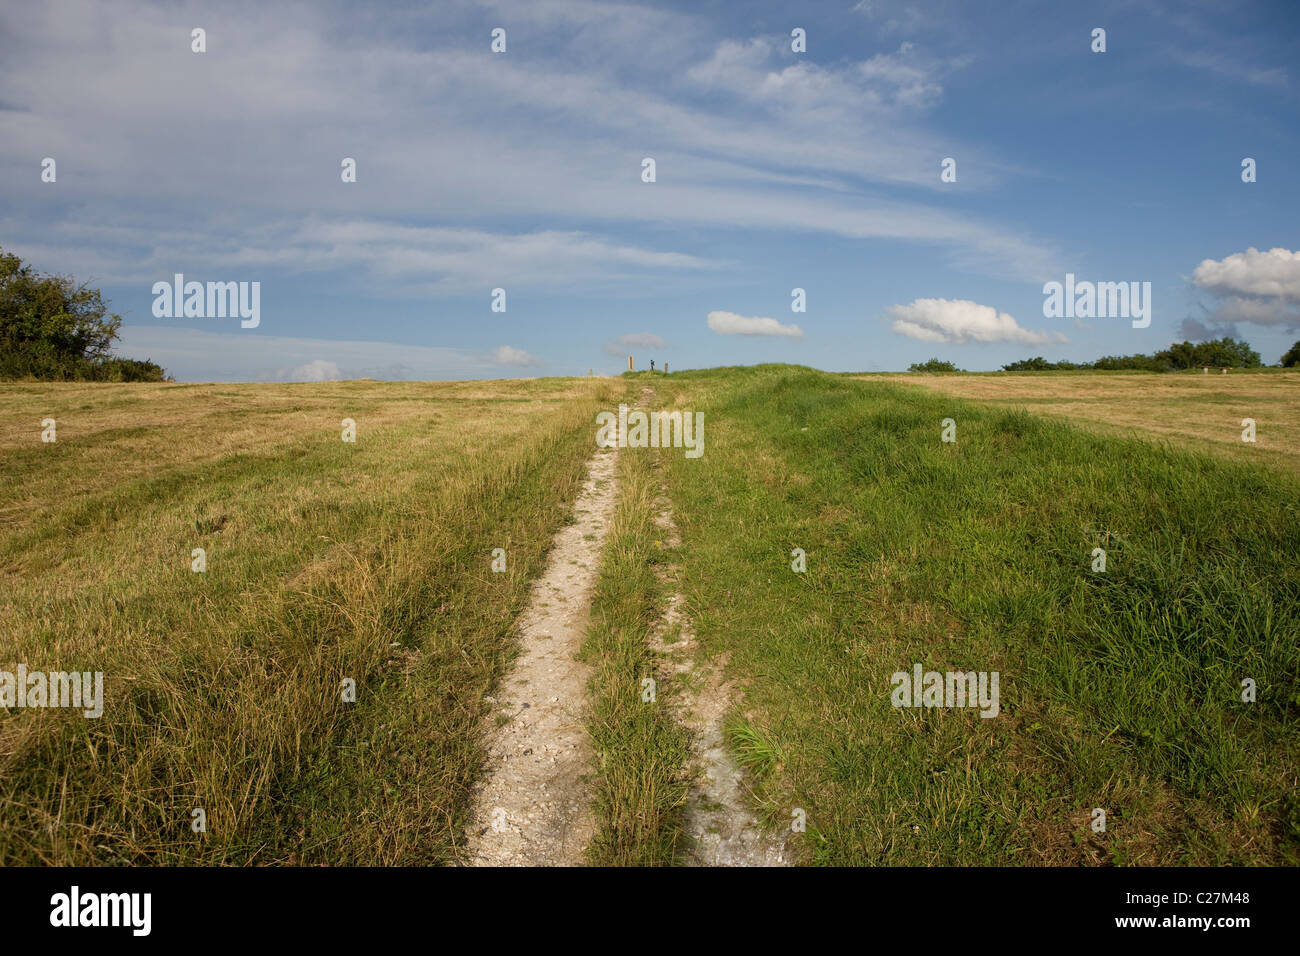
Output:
[
  {"xmin": 640, "ymin": 383, "xmax": 789, "ymax": 866},
  {"xmin": 650, "ymin": 491, "xmax": 790, "ymax": 866},
  {"xmin": 462, "ymin": 447, "xmax": 617, "ymax": 866}
]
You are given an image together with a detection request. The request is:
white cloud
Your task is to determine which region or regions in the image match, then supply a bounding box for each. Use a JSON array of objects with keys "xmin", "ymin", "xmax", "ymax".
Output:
[
  {"xmin": 279, "ymin": 359, "xmax": 343, "ymax": 382},
  {"xmin": 686, "ymin": 36, "xmax": 952, "ymax": 113},
  {"xmin": 1185, "ymin": 248, "xmax": 1300, "ymax": 336},
  {"xmin": 886, "ymin": 298, "xmax": 1064, "ymax": 345},
  {"xmin": 0, "ymin": 0, "xmax": 1058, "ymax": 291},
  {"xmin": 602, "ymin": 332, "xmax": 667, "ymax": 356},
  {"xmin": 1191, "ymin": 248, "xmax": 1300, "ymax": 302},
  {"xmin": 491, "ymin": 345, "xmax": 544, "ymax": 367},
  {"xmin": 852, "ymin": 0, "xmax": 937, "ymax": 35},
  {"xmin": 856, "ymin": 43, "xmax": 953, "ymax": 110},
  {"xmin": 706, "ymin": 311, "xmax": 804, "ymax": 338},
  {"xmin": 2, "ymin": 219, "xmax": 723, "ymax": 292}
]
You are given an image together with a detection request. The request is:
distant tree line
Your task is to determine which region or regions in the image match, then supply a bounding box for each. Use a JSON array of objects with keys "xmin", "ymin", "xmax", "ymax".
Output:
[
  {"xmin": 1, "ymin": 246, "xmax": 168, "ymax": 381},
  {"xmin": 1001, "ymin": 337, "xmax": 1271, "ymax": 372}
]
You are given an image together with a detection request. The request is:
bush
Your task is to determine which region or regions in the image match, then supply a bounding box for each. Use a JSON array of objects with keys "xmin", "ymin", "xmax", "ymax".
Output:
[
  {"xmin": 0, "ymin": 246, "xmax": 168, "ymax": 381},
  {"xmin": 908, "ymin": 358, "xmax": 963, "ymax": 372},
  {"xmin": 1002, "ymin": 357, "xmax": 1056, "ymax": 371},
  {"xmin": 1154, "ymin": 338, "xmax": 1261, "ymax": 370},
  {"xmin": 1091, "ymin": 353, "xmax": 1171, "ymax": 372}
]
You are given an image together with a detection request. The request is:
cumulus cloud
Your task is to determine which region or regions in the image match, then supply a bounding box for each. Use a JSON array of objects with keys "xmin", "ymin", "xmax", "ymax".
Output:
[
  {"xmin": 1192, "ymin": 248, "xmax": 1300, "ymax": 301},
  {"xmin": 491, "ymin": 345, "xmax": 544, "ymax": 367},
  {"xmin": 706, "ymin": 311, "xmax": 804, "ymax": 338},
  {"xmin": 602, "ymin": 332, "xmax": 667, "ymax": 357},
  {"xmin": 886, "ymin": 297, "xmax": 1065, "ymax": 345},
  {"xmin": 1183, "ymin": 247, "xmax": 1300, "ymax": 338}
]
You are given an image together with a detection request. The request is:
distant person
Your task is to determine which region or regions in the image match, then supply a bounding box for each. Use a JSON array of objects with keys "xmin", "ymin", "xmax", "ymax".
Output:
[{"xmin": 650, "ymin": 359, "xmax": 655, "ymax": 371}]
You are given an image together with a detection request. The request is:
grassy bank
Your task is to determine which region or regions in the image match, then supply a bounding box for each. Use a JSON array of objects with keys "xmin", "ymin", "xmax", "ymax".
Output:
[
  {"xmin": 655, "ymin": 365, "xmax": 1299, "ymax": 865},
  {"xmin": 0, "ymin": 377, "xmax": 619, "ymax": 864}
]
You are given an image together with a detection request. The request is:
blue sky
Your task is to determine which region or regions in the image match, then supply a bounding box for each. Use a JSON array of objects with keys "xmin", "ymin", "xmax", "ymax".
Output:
[{"xmin": 2, "ymin": 0, "xmax": 1298, "ymax": 381}]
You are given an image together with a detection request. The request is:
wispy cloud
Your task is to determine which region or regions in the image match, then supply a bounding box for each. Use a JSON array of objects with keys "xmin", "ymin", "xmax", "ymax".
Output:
[
  {"xmin": 0, "ymin": 0, "xmax": 1058, "ymax": 291},
  {"xmin": 5, "ymin": 0, "xmax": 1291, "ymax": 376},
  {"xmin": 602, "ymin": 332, "xmax": 667, "ymax": 356},
  {"xmin": 115, "ymin": 325, "xmax": 540, "ymax": 382},
  {"xmin": 278, "ymin": 359, "xmax": 343, "ymax": 382},
  {"xmin": 1169, "ymin": 49, "xmax": 1287, "ymax": 88},
  {"xmin": 1, "ymin": 218, "xmax": 723, "ymax": 292}
]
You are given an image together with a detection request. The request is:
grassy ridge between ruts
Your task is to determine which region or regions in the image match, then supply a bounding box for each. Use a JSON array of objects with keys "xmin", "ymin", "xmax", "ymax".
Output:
[
  {"xmin": 655, "ymin": 365, "xmax": 1299, "ymax": 865},
  {"xmin": 0, "ymin": 378, "xmax": 620, "ymax": 865},
  {"xmin": 581, "ymin": 441, "xmax": 693, "ymax": 865}
]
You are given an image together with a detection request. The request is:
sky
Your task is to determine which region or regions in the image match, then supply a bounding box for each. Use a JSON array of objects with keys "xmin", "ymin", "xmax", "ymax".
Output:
[{"xmin": 2, "ymin": 0, "xmax": 1298, "ymax": 381}]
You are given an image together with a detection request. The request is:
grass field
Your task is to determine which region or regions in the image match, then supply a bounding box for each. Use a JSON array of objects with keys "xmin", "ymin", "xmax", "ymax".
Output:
[
  {"xmin": 3, "ymin": 367, "xmax": 1297, "ymax": 866},
  {"xmin": 652, "ymin": 366, "xmax": 1299, "ymax": 865},
  {"xmin": 870, "ymin": 369, "xmax": 1300, "ymax": 476},
  {"xmin": 0, "ymin": 377, "xmax": 621, "ymax": 864}
]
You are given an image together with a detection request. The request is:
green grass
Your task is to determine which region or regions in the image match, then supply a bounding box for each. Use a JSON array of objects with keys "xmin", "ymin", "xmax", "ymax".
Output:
[
  {"xmin": 582, "ymin": 443, "xmax": 693, "ymax": 865},
  {"xmin": 655, "ymin": 364, "xmax": 1299, "ymax": 865},
  {"xmin": 5, "ymin": 367, "xmax": 1296, "ymax": 867}
]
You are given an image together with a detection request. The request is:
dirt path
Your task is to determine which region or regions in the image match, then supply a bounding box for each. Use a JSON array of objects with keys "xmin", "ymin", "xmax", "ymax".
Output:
[{"xmin": 462, "ymin": 447, "xmax": 617, "ymax": 866}]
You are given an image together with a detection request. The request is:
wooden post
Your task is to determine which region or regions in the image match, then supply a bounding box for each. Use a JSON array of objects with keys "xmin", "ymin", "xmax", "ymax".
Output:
[
  {"xmin": 628, "ymin": 355, "xmax": 634, "ymax": 372},
  {"xmin": 664, "ymin": 363, "xmax": 669, "ymax": 374}
]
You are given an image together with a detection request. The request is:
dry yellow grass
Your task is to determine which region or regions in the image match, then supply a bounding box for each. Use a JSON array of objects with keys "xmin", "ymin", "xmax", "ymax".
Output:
[
  {"xmin": 868, "ymin": 370, "xmax": 1300, "ymax": 474},
  {"xmin": 0, "ymin": 376, "xmax": 623, "ymax": 864}
]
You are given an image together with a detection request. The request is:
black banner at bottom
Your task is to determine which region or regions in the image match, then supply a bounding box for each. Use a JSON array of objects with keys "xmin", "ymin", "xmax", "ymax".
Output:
[{"xmin": 0, "ymin": 865, "xmax": 1279, "ymax": 942}]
